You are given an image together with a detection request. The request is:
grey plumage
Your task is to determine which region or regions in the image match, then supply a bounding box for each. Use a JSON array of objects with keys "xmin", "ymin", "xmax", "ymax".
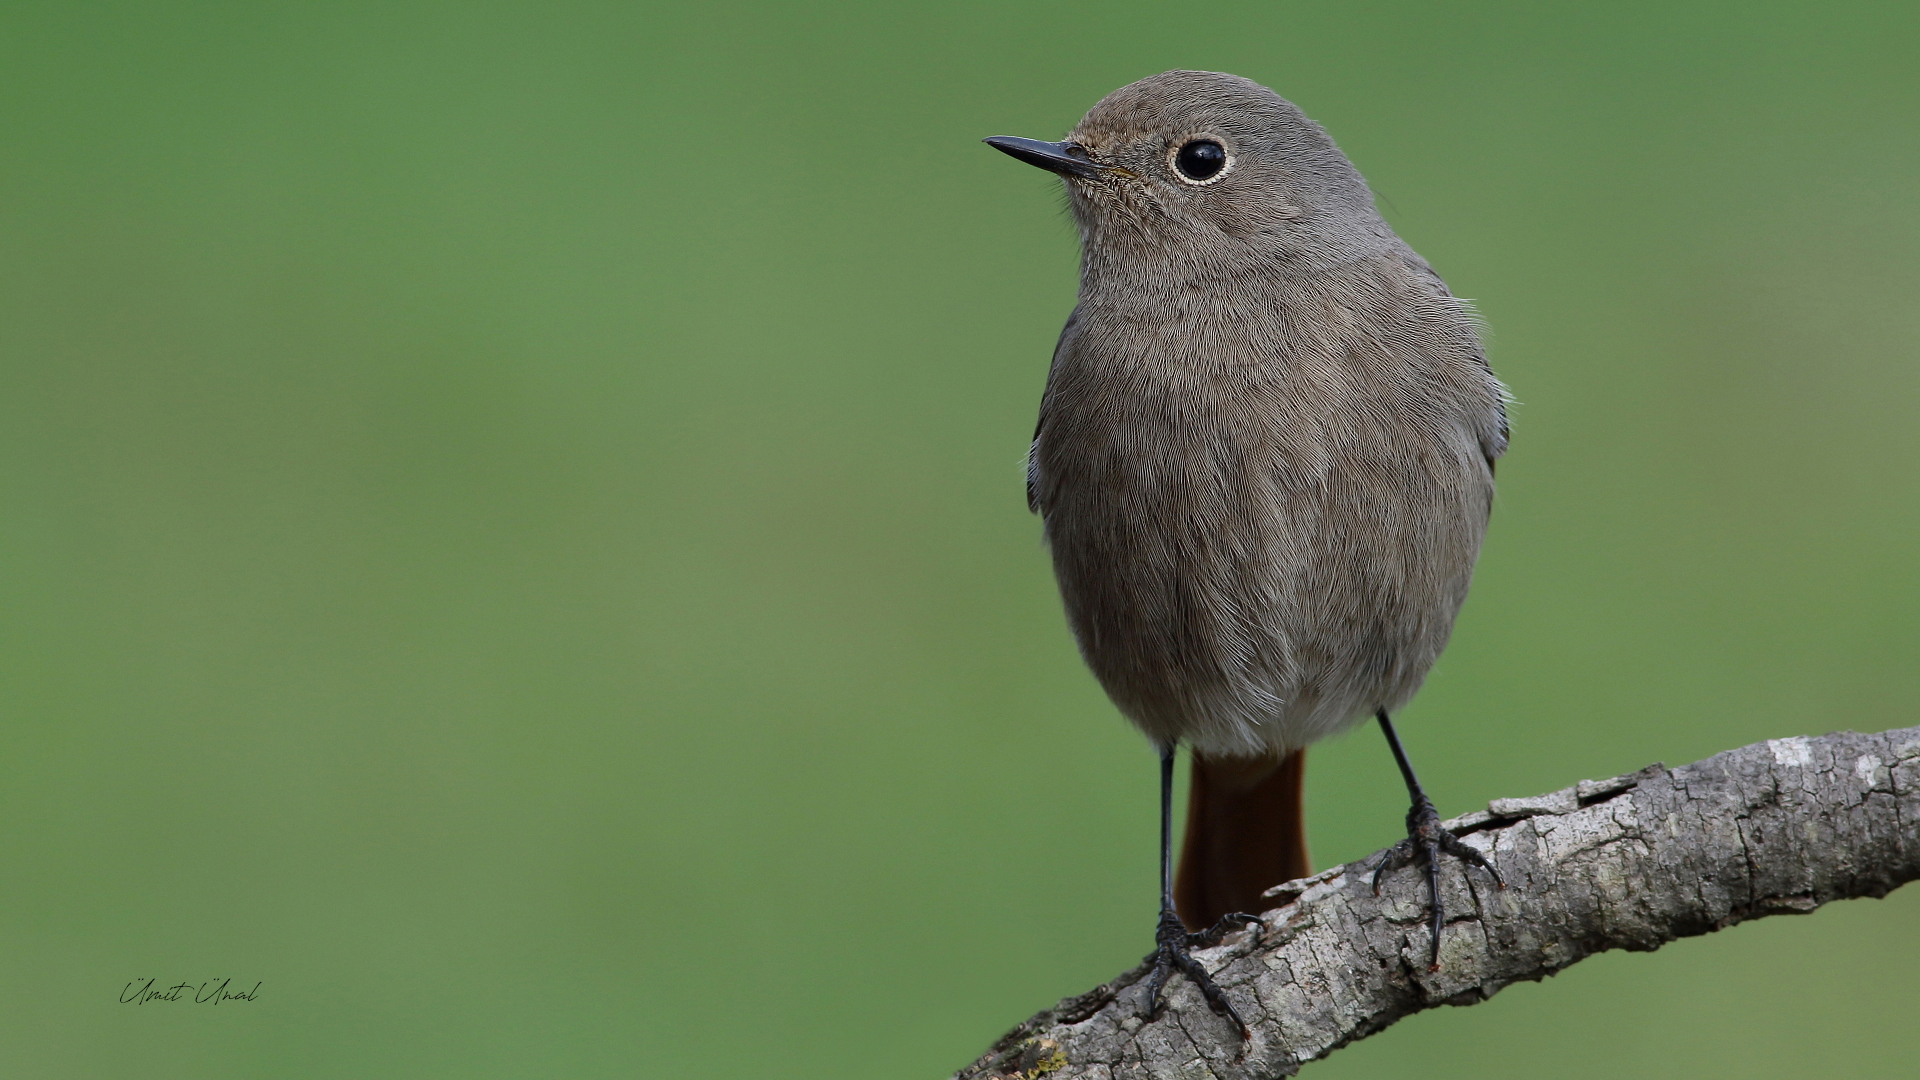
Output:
[
  {"xmin": 986, "ymin": 70, "xmax": 1511, "ymax": 1018},
  {"xmin": 1024, "ymin": 71, "xmax": 1507, "ymax": 759}
]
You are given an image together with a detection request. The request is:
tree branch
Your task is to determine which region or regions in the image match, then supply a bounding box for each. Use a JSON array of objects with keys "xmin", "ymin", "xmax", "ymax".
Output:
[{"xmin": 955, "ymin": 725, "xmax": 1920, "ymax": 1080}]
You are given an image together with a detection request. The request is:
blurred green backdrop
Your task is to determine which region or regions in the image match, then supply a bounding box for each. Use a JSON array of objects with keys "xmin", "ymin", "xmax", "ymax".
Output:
[{"xmin": 2, "ymin": 1, "xmax": 1917, "ymax": 1076}]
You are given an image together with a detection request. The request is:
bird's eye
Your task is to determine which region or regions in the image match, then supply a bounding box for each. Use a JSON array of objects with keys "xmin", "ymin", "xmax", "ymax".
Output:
[{"xmin": 1173, "ymin": 139, "xmax": 1229, "ymax": 183}]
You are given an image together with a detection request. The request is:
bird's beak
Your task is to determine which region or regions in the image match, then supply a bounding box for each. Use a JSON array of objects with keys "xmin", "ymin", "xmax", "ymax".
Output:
[{"xmin": 982, "ymin": 136, "xmax": 1124, "ymax": 179}]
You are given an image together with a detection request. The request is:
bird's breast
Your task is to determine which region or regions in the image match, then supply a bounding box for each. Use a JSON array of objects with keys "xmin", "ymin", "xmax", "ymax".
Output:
[{"xmin": 1030, "ymin": 274, "xmax": 1497, "ymax": 753}]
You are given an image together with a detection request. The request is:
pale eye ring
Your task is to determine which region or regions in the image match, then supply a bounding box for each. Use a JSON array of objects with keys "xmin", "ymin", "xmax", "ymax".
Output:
[{"xmin": 1170, "ymin": 138, "xmax": 1232, "ymax": 185}]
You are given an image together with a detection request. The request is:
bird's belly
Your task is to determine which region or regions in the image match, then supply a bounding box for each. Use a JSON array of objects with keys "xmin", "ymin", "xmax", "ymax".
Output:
[{"xmin": 1038, "ymin": 427, "xmax": 1487, "ymax": 757}]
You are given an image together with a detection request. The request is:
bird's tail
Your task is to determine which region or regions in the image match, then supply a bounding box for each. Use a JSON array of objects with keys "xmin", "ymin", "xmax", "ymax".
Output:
[{"xmin": 1173, "ymin": 749, "xmax": 1311, "ymax": 931}]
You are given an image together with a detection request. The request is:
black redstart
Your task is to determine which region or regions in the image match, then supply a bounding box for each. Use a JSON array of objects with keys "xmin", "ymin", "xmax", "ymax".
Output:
[{"xmin": 984, "ymin": 70, "xmax": 1506, "ymax": 1036}]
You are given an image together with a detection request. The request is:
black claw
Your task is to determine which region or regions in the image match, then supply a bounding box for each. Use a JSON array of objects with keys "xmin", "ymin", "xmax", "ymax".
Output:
[
  {"xmin": 1439, "ymin": 830, "xmax": 1504, "ymax": 887},
  {"xmin": 1371, "ymin": 794, "xmax": 1501, "ymax": 971},
  {"xmin": 1141, "ymin": 950, "xmax": 1175, "ymax": 1012},
  {"xmin": 1188, "ymin": 911, "xmax": 1260, "ymax": 948},
  {"xmin": 1371, "ymin": 839, "xmax": 1414, "ymax": 894},
  {"xmin": 1140, "ymin": 908, "xmax": 1254, "ymax": 1037}
]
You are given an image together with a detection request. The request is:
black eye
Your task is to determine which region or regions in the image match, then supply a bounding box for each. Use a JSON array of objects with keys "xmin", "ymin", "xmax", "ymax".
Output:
[{"xmin": 1174, "ymin": 139, "xmax": 1227, "ymax": 182}]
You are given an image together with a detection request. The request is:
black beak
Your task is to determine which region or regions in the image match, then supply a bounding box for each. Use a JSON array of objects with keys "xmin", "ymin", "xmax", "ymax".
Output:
[{"xmin": 982, "ymin": 136, "xmax": 1112, "ymax": 178}]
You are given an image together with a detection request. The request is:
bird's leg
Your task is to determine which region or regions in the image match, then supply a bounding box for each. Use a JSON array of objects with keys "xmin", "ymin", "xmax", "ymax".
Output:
[
  {"xmin": 1140, "ymin": 745, "xmax": 1258, "ymax": 1038},
  {"xmin": 1370, "ymin": 711, "xmax": 1503, "ymax": 971}
]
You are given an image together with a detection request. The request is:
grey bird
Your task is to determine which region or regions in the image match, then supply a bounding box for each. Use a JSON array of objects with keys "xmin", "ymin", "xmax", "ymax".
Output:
[{"xmin": 984, "ymin": 71, "xmax": 1507, "ymax": 1035}]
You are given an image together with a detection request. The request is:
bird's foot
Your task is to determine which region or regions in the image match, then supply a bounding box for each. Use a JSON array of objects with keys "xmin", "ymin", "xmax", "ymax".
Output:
[
  {"xmin": 1139, "ymin": 907, "xmax": 1258, "ymax": 1037},
  {"xmin": 1371, "ymin": 794, "xmax": 1502, "ymax": 971}
]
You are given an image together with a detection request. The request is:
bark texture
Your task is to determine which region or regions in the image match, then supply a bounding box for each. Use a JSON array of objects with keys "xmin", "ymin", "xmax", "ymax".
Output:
[{"xmin": 955, "ymin": 725, "xmax": 1920, "ymax": 1080}]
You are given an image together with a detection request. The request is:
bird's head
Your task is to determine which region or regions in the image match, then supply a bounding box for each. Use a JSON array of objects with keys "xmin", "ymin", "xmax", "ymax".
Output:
[{"xmin": 985, "ymin": 71, "xmax": 1390, "ymax": 273}]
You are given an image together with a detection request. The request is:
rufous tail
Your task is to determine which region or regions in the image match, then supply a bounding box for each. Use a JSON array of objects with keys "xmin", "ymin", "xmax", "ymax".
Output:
[{"xmin": 1173, "ymin": 749, "xmax": 1310, "ymax": 931}]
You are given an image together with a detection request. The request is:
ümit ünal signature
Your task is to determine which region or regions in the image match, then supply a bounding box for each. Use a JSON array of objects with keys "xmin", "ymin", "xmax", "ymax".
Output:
[{"xmin": 121, "ymin": 978, "xmax": 262, "ymax": 1005}]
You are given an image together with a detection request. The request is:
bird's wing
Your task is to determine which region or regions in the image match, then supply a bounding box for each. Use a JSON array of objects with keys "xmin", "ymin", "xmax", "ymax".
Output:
[
  {"xmin": 1028, "ymin": 307, "xmax": 1082, "ymax": 515},
  {"xmin": 1398, "ymin": 249, "xmax": 1508, "ymax": 473}
]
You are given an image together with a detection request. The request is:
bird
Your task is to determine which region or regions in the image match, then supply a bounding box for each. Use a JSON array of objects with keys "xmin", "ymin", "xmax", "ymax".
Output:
[{"xmin": 983, "ymin": 70, "xmax": 1507, "ymax": 1037}]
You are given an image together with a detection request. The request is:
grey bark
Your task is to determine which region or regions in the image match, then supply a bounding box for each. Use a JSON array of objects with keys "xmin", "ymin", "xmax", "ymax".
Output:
[{"xmin": 955, "ymin": 725, "xmax": 1920, "ymax": 1080}]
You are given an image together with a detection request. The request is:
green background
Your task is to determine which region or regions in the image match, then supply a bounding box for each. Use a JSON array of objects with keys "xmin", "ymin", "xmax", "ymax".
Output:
[{"xmin": 2, "ymin": 1, "xmax": 1916, "ymax": 1076}]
